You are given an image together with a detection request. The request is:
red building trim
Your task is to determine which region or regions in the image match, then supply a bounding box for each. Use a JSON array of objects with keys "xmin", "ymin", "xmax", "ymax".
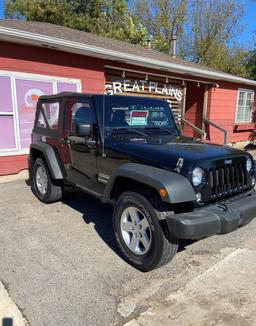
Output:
[
  {"xmin": 0, "ymin": 155, "xmax": 28, "ymax": 176},
  {"xmin": 0, "ymin": 41, "xmax": 105, "ymax": 94}
]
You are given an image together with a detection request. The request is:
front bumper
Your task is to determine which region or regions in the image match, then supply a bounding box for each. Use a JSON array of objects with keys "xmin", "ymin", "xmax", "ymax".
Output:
[{"xmin": 166, "ymin": 191, "xmax": 256, "ymax": 239}]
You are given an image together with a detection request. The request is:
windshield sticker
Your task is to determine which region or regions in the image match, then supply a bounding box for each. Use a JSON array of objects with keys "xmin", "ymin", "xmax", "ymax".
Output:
[{"xmin": 130, "ymin": 110, "xmax": 148, "ymax": 126}]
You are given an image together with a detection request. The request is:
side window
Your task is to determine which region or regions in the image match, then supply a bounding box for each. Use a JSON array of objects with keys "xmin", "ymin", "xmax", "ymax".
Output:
[
  {"xmin": 110, "ymin": 107, "xmax": 129, "ymax": 127},
  {"xmin": 71, "ymin": 102, "xmax": 92, "ymax": 135},
  {"xmin": 37, "ymin": 110, "xmax": 47, "ymax": 128},
  {"xmin": 37, "ymin": 102, "xmax": 59, "ymax": 130}
]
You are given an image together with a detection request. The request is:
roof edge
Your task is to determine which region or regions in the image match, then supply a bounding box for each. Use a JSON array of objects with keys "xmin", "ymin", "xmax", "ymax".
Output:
[{"xmin": 0, "ymin": 25, "xmax": 256, "ymax": 87}]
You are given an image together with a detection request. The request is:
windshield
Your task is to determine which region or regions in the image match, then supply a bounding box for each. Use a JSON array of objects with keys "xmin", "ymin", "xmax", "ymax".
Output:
[{"xmin": 103, "ymin": 96, "xmax": 179, "ymax": 137}]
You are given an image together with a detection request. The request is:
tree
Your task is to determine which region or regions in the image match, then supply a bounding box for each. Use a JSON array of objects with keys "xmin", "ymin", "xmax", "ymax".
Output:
[
  {"xmin": 5, "ymin": 0, "xmax": 71, "ymax": 24},
  {"xmin": 132, "ymin": 0, "xmax": 249, "ymax": 76},
  {"xmin": 5, "ymin": 0, "xmax": 251, "ymax": 77},
  {"xmin": 183, "ymin": 0, "xmax": 245, "ymax": 65},
  {"xmin": 95, "ymin": 0, "xmax": 147, "ymax": 45},
  {"xmin": 5, "ymin": 0, "xmax": 147, "ymax": 45},
  {"xmin": 246, "ymin": 32, "xmax": 256, "ymax": 80},
  {"xmin": 246, "ymin": 50, "xmax": 256, "ymax": 80},
  {"xmin": 131, "ymin": 0, "xmax": 188, "ymax": 53},
  {"xmin": 215, "ymin": 45, "xmax": 251, "ymax": 78}
]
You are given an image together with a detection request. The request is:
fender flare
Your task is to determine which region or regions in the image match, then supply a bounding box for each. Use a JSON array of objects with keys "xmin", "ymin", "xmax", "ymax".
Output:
[
  {"xmin": 30, "ymin": 142, "xmax": 65, "ymax": 180},
  {"xmin": 102, "ymin": 163, "xmax": 196, "ymax": 204}
]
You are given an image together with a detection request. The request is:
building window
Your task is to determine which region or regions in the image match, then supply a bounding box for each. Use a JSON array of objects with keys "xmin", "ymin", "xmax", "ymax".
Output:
[
  {"xmin": 15, "ymin": 79, "xmax": 54, "ymax": 149},
  {"xmin": 0, "ymin": 71, "xmax": 81, "ymax": 156},
  {"xmin": 0, "ymin": 76, "xmax": 16, "ymax": 150},
  {"xmin": 236, "ymin": 89, "xmax": 254, "ymax": 123}
]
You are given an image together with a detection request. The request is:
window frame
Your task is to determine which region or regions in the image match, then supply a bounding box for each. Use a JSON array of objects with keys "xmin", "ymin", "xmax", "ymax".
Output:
[
  {"xmin": 65, "ymin": 98, "xmax": 96, "ymax": 136},
  {"xmin": 235, "ymin": 88, "xmax": 255, "ymax": 123}
]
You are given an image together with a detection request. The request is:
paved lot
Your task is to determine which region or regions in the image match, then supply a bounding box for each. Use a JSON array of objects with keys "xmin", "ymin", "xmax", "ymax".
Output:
[{"xmin": 0, "ymin": 180, "xmax": 256, "ymax": 326}]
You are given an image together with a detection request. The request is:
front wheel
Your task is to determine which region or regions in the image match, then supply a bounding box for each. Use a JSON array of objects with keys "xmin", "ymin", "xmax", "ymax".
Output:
[{"xmin": 113, "ymin": 191, "xmax": 179, "ymax": 272}]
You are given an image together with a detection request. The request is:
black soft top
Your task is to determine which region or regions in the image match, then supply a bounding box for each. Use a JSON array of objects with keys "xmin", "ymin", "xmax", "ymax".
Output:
[
  {"xmin": 39, "ymin": 92, "xmax": 172, "ymax": 103},
  {"xmin": 39, "ymin": 92, "xmax": 95, "ymax": 101}
]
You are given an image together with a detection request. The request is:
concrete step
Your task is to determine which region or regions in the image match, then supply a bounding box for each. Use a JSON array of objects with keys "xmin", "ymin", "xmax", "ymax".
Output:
[{"xmin": 125, "ymin": 248, "xmax": 256, "ymax": 326}]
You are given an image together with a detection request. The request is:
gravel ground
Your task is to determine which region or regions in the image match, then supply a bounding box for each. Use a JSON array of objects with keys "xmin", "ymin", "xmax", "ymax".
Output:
[{"xmin": 0, "ymin": 180, "xmax": 256, "ymax": 326}]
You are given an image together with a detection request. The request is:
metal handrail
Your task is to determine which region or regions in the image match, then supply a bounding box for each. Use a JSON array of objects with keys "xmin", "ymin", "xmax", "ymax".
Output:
[
  {"xmin": 181, "ymin": 118, "xmax": 206, "ymax": 140},
  {"xmin": 202, "ymin": 117, "xmax": 228, "ymax": 145}
]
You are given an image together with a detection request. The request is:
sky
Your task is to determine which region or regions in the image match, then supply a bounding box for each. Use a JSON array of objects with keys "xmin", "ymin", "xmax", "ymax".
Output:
[
  {"xmin": 0, "ymin": 0, "xmax": 4, "ymax": 19},
  {"xmin": 237, "ymin": 0, "xmax": 256, "ymax": 46},
  {"xmin": 0, "ymin": 0, "xmax": 255, "ymax": 46}
]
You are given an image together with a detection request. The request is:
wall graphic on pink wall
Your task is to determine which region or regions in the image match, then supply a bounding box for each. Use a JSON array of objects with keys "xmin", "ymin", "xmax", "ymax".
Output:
[
  {"xmin": 0, "ymin": 76, "xmax": 80, "ymax": 152},
  {"xmin": 16, "ymin": 79, "xmax": 53, "ymax": 149}
]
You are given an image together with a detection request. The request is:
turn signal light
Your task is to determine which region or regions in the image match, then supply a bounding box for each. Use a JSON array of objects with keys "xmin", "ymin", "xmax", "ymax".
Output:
[{"xmin": 159, "ymin": 188, "xmax": 168, "ymax": 197}]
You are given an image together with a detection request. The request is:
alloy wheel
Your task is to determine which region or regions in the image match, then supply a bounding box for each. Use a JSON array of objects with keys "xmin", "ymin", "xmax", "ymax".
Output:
[{"xmin": 120, "ymin": 206, "xmax": 152, "ymax": 255}]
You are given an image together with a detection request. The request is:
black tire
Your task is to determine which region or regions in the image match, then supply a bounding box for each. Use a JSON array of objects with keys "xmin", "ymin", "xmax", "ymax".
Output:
[
  {"xmin": 113, "ymin": 191, "xmax": 179, "ymax": 272},
  {"xmin": 32, "ymin": 157, "xmax": 62, "ymax": 203}
]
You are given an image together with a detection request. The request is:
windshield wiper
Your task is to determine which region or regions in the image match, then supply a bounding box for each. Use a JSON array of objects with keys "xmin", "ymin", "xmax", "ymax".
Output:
[
  {"xmin": 109, "ymin": 127, "xmax": 147, "ymax": 137},
  {"xmin": 144, "ymin": 126, "xmax": 178, "ymax": 135}
]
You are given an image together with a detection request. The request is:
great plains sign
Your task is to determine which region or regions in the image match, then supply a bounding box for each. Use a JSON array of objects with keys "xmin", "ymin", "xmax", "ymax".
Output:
[{"xmin": 105, "ymin": 79, "xmax": 183, "ymax": 102}]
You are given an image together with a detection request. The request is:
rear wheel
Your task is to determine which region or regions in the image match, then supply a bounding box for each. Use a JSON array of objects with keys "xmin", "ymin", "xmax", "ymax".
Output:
[
  {"xmin": 32, "ymin": 157, "xmax": 62, "ymax": 203},
  {"xmin": 113, "ymin": 191, "xmax": 179, "ymax": 272}
]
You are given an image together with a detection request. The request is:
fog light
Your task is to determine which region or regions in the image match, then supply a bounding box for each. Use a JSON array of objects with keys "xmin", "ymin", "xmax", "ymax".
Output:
[
  {"xmin": 196, "ymin": 193, "xmax": 202, "ymax": 202},
  {"xmin": 252, "ymin": 177, "xmax": 255, "ymax": 187}
]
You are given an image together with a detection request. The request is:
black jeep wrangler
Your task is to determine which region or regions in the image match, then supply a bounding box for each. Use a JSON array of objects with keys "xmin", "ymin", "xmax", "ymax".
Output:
[{"xmin": 29, "ymin": 92, "xmax": 256, "ymax": 271}]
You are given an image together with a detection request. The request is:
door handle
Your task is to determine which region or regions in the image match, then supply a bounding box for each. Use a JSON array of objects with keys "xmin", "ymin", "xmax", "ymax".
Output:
[{"xmin": 60, "ymin": 138, "xmax": 71, "ymax": 145}]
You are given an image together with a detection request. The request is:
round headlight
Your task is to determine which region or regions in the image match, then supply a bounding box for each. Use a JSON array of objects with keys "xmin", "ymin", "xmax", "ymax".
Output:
[
  {"xmin": 192, "ymin": 167, "xmax": 204, "ymax": 186},
  {"xmin": 246, "ymin": 157, "xmax": 253, "ymax": 172}
]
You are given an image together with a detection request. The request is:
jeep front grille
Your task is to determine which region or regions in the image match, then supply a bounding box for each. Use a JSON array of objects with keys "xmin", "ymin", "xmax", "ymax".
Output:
[{"xmin": 209, "ymin": 163, "xmax": 247, "ymax": 198}]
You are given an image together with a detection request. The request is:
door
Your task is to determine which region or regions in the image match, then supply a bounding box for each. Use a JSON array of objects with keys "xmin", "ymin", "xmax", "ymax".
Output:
[{"xmin": 62, "ymin": 98, "xmax": 98, "ymax": 189}]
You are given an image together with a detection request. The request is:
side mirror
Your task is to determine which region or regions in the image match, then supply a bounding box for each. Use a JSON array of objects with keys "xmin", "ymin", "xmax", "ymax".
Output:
[{"xmin": 76, "ymin": 122, "xmax": 91, "ymax": 137}]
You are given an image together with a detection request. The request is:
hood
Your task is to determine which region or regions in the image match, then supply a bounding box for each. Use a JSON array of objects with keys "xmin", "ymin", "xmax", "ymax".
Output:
[{"xmin": 105, "ymin": 134, "xmax": 249, "ymax": 172}]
